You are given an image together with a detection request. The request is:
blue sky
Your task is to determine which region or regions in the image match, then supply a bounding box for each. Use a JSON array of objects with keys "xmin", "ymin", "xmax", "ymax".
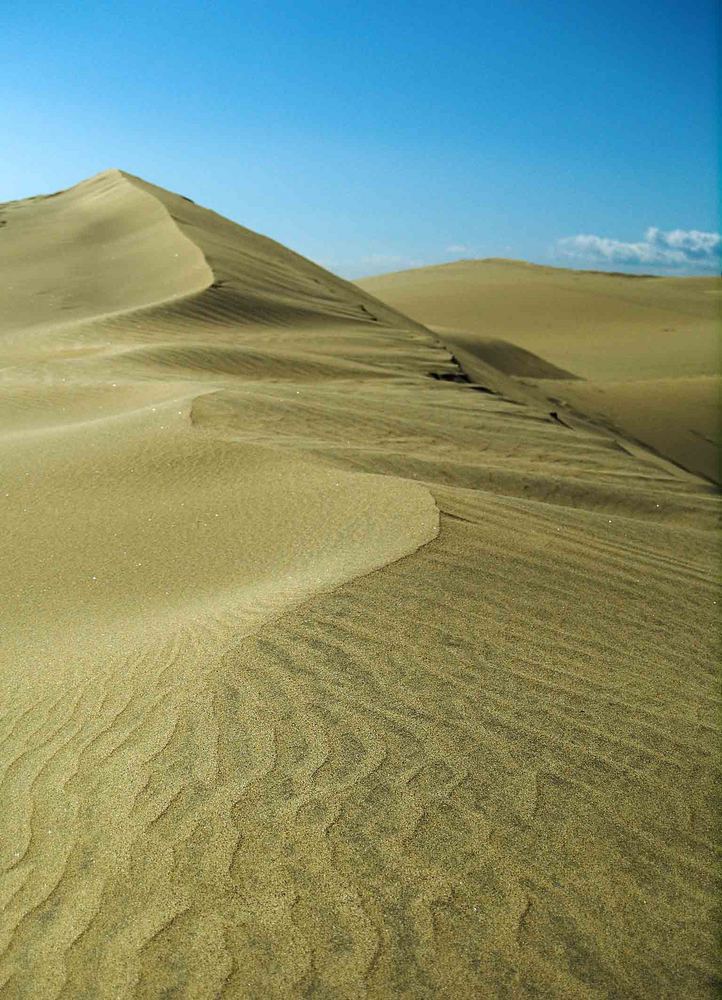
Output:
[{"xmin": 3, "ymin": 0, "xmax": 719, "ymax": 276}]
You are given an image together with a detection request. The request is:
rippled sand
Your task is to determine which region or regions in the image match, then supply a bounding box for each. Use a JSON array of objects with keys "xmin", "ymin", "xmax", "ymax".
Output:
[{"xmin": 0, "ymin": 172, "xmax": 719, "ymax": 997}]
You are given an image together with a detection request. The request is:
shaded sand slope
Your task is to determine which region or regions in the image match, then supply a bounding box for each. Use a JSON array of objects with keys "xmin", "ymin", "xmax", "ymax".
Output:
[
  {"xmin": 0, "ymin": 171, "xmax": 211, "ymax": 337},
  {"xmin": 539, "ymin": 374, "xmax": 720, "ymax": 487},
  {"xmin": 0, "ymin": 173, "xmax": 720, "ymax": 998},
  {"xmin": 359, "ymin": 258, "xmax": 721, "ymax": 481}
]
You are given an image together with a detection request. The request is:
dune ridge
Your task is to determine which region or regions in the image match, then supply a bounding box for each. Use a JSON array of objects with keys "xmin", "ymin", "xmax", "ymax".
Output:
[
  {"xmin": 359, "ymin": 258, "xmax": 721, "ymax": 481},
  {"xmin": 0, "ymin": 172, "xmax": 720, "ymax": 997}
]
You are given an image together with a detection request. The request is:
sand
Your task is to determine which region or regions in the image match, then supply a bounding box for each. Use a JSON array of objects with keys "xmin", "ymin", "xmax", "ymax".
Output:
[
  {"xmin": 360, "ymin": 258, "xmax": 721, "ymax": 482},
  {"xmin": 0, "ymin": 172, "xmax": 719, "ymax": 998}
]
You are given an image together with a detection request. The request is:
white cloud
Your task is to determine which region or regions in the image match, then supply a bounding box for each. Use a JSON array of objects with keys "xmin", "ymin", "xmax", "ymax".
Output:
[
  {"xmin": 556, "ymin": 227, "xmax": 721, "ymax": 271},
  {"xmin": 360, "ymin": 253, "xmax": 428, "ymax": 270},
  {"xmin": 333, "ymin": 243, "xmax": 478, "ymax": 278},
  {"xmin": 336, "ymin": 253, "xmax": 429, "ymax": 278},
  {"xmin": 646, "ymin": 227, "xmax": 721, "ymax": 259},
  {"xmin": 359, "ymin": 253, "xmax": 409, "ymax": 265}
]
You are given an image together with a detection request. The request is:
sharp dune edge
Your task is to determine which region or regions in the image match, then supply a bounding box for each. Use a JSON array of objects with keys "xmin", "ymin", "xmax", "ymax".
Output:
[
  {"xmin": 0, "ymin": 172, "xmax": 719, "ymax": 998},
  {"xmin": 360, "ymin": 259, "xmax": 721, "ymax": 483}
]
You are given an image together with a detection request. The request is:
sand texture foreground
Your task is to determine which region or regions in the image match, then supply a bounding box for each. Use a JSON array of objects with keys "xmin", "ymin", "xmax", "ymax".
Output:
[
  {"xmin": 0, "ymin": 172, "xmax": 720, "ymax": 998},
  {"xmin": 360, "ymin": 259, "xmax": 721, "ymax": 482}
]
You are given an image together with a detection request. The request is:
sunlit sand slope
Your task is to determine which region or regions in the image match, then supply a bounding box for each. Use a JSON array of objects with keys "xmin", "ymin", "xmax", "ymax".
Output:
[
  {"xmin": 360, "ymin": 258, "xmax": 721, "ymax": 481},
  {"xmin": 0, "ymin": 173, "xmax": 719, "ymax": 998}
]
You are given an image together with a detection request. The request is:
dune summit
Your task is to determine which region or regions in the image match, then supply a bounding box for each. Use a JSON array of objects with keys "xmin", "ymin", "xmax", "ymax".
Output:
[{"xmin": 0, "ymin": 172, "xmax": 720, "ymax": 997}]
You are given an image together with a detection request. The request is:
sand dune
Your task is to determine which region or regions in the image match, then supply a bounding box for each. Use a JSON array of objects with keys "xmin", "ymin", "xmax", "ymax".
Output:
[
  {"xmin": 360, "ymin": 258, "xmax": 721, "ymax": 481},
  {"xmin": 0, "ymin": 173, "xmax": 719, "ymax": 997}
]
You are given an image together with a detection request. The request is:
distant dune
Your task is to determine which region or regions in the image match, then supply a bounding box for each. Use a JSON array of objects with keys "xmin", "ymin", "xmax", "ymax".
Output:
[
  {"xmin": 0, "ymin": 173, "xmax": 719, "ymax": 997},
  {"xmin": 360, "ymin": 258, "xmax": 721, "ymax": 481}
]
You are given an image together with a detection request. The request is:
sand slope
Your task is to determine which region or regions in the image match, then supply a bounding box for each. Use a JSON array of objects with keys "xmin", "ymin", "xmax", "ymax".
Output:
[
  {"xmin": 0, "ymin": 174, "xmax": 720, "ymax": 998},
  {"xmin": 360, "ymin": 258, "xmax": 721, "ymax": 481}
]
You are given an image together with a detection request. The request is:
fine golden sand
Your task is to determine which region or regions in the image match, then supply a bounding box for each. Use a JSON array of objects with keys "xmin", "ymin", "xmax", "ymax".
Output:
[
  {"xmin": 360, "ymin": 258, "xmax": 721, "ymax": 482},
  {"xmin": 0, "ymin": 172, "xmax": 720, "ymax": 997}
]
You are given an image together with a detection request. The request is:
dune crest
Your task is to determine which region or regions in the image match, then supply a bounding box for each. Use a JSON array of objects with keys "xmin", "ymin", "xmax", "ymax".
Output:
[
  {"xmin": 0, "ymin": 169, "xmax": 441, "ymax": 646},
  {"xmin": 0, "ymin": 174, "xmax": 719, "ymax": 997},
  {"xmin": 360, "ymin": 257, "xmax": 721, "ymax": 481},
  {"xmin": 0, "ymin": 169, "xmax": 212, "ymax": 339}
]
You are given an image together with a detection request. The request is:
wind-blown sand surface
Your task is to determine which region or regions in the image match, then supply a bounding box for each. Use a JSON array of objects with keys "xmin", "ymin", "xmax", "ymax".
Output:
[
  {"xmin": 0, "ymin": 172, "xmax": 720, "ymax": 998},
  {"xmin": 360, "ymin": 258, "xmax": 721, "ymax": 482}
]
